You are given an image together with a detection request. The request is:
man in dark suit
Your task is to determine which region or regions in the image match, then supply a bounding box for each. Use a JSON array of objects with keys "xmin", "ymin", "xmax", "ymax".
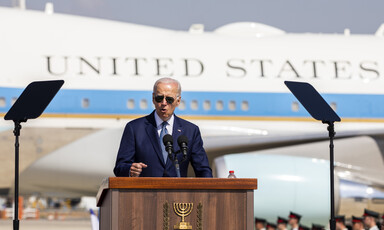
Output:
[{"xmin": 114, "ymin": 77, "xmax": 212, "ymax": 177}]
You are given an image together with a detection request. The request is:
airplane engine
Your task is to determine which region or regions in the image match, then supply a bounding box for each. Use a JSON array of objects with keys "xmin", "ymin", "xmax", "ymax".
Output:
[{"xmin": 214, "ymin": 153, "xmax": 338, "ymax": 226}]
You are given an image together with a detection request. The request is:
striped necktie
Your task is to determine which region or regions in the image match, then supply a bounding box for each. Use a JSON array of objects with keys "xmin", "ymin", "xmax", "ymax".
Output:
[{"xmin": 160, "ymin": 121, "xmax": 168, "ymax": 163}]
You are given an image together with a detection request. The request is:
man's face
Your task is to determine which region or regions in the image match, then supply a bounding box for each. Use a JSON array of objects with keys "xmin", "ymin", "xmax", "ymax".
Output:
[
  {"xmin": 277, "ymin": 223, "xmax": 286, "ymax": 230},
  {"xmin": 352, "ymin": 222, "xmax": 363, "ymax": 230},
  {"xmin": 289, "ymin": 218, "xmax": 298, "ymax": 226},
  {"xmin": 256, "ymin": 223, "xmax": 265, "ymax": 230},
  {"xmin": 336, "ymin": 222, "xmax": 344, "ymax": 230},
  {"xmin": 153, "ymin": 82, "xmax": 180, "ymax": 121},
  {"xmin": 364, "ymin": 216, "xmax": 374, "ymax": 228}
]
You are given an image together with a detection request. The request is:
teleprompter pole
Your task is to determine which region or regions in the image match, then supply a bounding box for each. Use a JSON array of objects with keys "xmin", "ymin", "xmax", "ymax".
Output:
[
  {"xmin": 324, "ymin": 121, "xmax": 336, "ymax": 230},
  {"xmin": 13, "ymin": 121, "xmax": 22, "ymax": 230}
]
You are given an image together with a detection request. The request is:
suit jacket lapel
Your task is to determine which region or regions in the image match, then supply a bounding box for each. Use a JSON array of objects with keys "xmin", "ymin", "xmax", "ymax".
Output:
[{"xmin": 145, "ymin": 111, "xmax": 166, "ymax": 166}]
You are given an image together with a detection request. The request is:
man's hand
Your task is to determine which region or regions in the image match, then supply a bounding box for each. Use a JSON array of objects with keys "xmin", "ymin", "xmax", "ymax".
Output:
[{"xmin": 130, "ymin": 162, "xmax": 148, "ymax": 177}]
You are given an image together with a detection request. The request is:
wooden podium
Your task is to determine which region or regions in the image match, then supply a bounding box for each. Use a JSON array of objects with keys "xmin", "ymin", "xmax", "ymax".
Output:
[{"xmin": 97, "ymin": 177, "xmax": 258, "ymax": 230}]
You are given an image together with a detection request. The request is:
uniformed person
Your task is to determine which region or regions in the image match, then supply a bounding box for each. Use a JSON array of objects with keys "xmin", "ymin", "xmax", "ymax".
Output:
[
  {"xmin": 381, "ymin": 214, "xmax": 384, "ymax": 230},
  {"xmin": 277, "ymin": 217, "xmax": 289, "ymax": 230},
  {"xmin": 256, "ymin": 218, "xmax": 267, "ymax": 230},
  {"xmin": 352, "ymin": 216, "xmax": 364, "ymax": 230},
  {"xmin": 267, "ymin": 222, "xmax": 277, "ymax": 230},
  {"xmin": 312, "ymin": 224, "xmax": 325, "ymax": 230},
  {"xmin": 298, "ymin": 225, "xmax": 310, "ymax": 230},
  {"xmin": 289, "ymin": 212, "xmax": 302, "ymax": 230},
  {"xmin": 336, "ymin": 215, "xmax": 348, "ymax": 230},
  {"xmin": 363, "ymin": 209, "xmax": 380, "ymax": 230}
]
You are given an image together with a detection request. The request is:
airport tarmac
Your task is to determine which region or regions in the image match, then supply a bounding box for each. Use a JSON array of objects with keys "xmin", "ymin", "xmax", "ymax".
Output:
[{"xmin": 0, "ymin": 219, "xmax": 92, "ymax": 230}]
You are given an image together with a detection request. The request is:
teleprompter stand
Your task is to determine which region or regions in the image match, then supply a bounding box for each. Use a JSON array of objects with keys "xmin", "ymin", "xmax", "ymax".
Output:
[
  {"xmin": 4, "ymin": 80, "xmax": 64, "ymax": 230},
  {"xmin": 285, "ymin": 81, "xmax": 341, "ymax": 230}
]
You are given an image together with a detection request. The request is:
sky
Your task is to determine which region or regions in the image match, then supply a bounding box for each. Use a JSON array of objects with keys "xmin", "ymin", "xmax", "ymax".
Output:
[{"xmin": 0, "ymin": 0, "xmax": 384, "ymax": 34}]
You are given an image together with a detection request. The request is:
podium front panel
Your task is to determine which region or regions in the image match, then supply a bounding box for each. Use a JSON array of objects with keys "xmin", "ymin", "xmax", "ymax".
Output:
[{"xmin": 98, "ymin": 178, "xmax": 257, "ymax": 230}]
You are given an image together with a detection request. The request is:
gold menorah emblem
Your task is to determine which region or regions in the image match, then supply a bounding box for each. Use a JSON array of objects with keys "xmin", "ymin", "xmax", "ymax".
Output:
[{"xmin": 173, "ymin": 203, "xmax": 193, "ymax": 229}]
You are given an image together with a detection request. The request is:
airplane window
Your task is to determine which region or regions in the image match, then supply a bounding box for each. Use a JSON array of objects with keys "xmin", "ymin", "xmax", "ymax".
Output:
[
  {"xmin": 191, "ymin": 100, "xmax": 198, "ymax": 110},
  {"xmin": 11, "ymin": 97, "xmax": 18, "ymax": 105},
  {"xmin": 179, "ymin": 100, "xmax": 186, "ymax": 110},
  {"xmin": 203, "ymin": 100, "xmax": 211, "ymax": 110},
  {"xmin": 229, "ymin": 101, "xmax": 236, "ymax": 111},
  {"xmin": 216, "ymin": 100, "xmax": 224, "ymax": 111},
  {"xmin": 0, "ymin": 97, "xmax": 5, "ymax": 107},
  {"xmin": 82, "ymin": 98, "xmax": 90, "ymax": 109},
  {"xmin": 241, "ymin": 101, "xmax": 249, "ymax": 111},
  {"xmin": 291, "ymin": 101, "xmax": 299, "ymax": 112},
  {"xmin": 127, "ymin": 99, "xmax": 135, "ymax": 109},
  {"xmin": 330, "ymin": 102, "xmax": 337, "ymax": 112},
  {"xmin": 140, "ymin": 99, "xmax": 148, "ymax": 110}
]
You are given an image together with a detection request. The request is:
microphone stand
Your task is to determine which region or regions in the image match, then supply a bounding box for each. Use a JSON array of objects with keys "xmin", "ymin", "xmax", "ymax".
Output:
[
  {"xmin": 165, "ymin": 139, "xmax": 187, "ymax": 178},
  {"xmin": 173, "ymin": 149, "xmax": 188, "ymax": 178},
  {"xmin": 168, "ymin": 151, "xmax": 181, "ymax": 178},
  {"xmin": 174, "ymin": 157, "xmax": 181, "ymax": 178}
]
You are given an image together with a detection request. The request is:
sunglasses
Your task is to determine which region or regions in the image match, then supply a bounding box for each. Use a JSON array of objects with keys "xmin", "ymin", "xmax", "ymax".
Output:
[{"xmin": 154, "ymin": 95, "xmax": 177, "ymax": 104}]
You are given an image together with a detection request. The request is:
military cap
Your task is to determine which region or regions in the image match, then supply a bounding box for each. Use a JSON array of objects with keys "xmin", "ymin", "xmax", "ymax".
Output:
[
  {"xmin": 267, "ymin": 222, "xmax": 277, "ymax": 229},
  {"xmin": 299, "ymin": 225, "xmax": 310, "ymax": 230},
  {"xmin": 363, "ymin": 209, "xmax": 380, "ymax": 218},
  {"xmin": 255, "ymin": 218, "xmax": 267, "ymax": 224},
  {"xmin": 277, "ymin": 217, "xmax": 288, "ymax": 224},
  {"xmin": 312, "ymin": 224, "xmax": 325, "ymax": 230},
  {"xmin": 335, "ymin": 215, "xmax": 345, "ymax": 223},
  {"xmin": 352, "ymin": 216, "xmax": 363, "ymax": 223},
  {"xmin": 289, "ymin": 211, "xmax": 302, "ymax": 221}
]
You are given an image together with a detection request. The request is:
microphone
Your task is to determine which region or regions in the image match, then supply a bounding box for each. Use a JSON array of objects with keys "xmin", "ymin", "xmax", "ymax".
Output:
[
  {"xmin": 162, "ymin": 134, "xmax": 174, "ymax": 158},
  {"xmin": 163, "ymin": 134, "xmax": 181, "ymax": 177},
  {"xmin": 177, "ymin": 135, "xmax": 188, "ymax": 159}
]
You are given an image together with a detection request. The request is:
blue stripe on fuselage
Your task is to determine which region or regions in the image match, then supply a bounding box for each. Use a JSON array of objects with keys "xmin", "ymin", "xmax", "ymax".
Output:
[{"xmin": 0, "ymin": 87, "xmax": 383, "ymax": 119}]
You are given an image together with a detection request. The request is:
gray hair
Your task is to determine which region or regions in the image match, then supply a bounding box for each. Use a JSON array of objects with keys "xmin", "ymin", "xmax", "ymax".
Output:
[{"xmin": 153, "ymin": 77, "xmax": 181, "ymax": 96}]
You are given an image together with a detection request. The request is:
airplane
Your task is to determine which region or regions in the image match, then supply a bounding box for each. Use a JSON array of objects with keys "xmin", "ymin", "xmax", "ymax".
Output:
[{"xmin": 0, "ymin": 4, "xmax": 383, "ymax": 226}]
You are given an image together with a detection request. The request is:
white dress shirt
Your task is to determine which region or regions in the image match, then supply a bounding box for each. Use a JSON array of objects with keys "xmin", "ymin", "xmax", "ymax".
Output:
[
  {"xmin": 369, "ymin": 226, "xmax": 379, "ymax": 230},
  {"xmin": 154, "ymin": 112, "xmax": 174, "ymax": 136}
]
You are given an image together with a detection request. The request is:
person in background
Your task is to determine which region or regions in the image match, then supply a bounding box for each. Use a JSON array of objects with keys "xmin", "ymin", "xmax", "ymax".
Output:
[
  {"xmin": 381, "ymin": 214, "xmax": 384, "ymax": 230},
  {"xmin": 255, "ymin": 217, "xmax": 267, "ymax": 230},
  {"xmin": 352, "ymin": 216, "xmax": 364, "ymax": 230},
  {"xmin": 298, "ymin": 225, "xmax": 310, "ymax": 230},
  {"xmin": 363, "ymin": 209, "xmax": 380, "ymax": 230},
  {"xmin": 267, "ymin": 222, "xmax": 277, "ymax": 230},
  {"xmin": 311, "ymin": 224, "xmax": 325, "ymax": 230},
  {"xmin": 277, "ymin": 217, "xmax": 288, "ymax": 230},
  {"xmin": 335, "ymin": 215, "xmax": 348, "ymax": 230},
  {"xmin": 288, "ymin": 212, "xmax": 302, "ymax": 230}
]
